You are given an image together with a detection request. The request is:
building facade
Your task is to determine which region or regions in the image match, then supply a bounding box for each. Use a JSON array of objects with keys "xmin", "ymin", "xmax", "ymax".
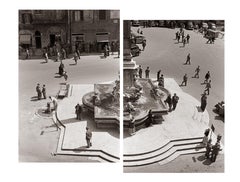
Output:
[{"xmin": 19, "ymin": 10, "xmax": 120, "ymax": 58}]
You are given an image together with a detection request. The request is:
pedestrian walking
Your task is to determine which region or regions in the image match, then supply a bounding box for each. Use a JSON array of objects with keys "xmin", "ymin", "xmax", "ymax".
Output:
[
  {"xmin": 175, "ymin": 31, "xmax": 179, "ymax": 40},
  {"xmin": 204, "ymin": 71, "xmax": 211, "ymax": 83},
  {"xmin": 145, "ymin": 67, "xmax": 150, "ymax": 79},
  {"xmin": 164, "ymin": 94, "xmax": 172, "ymax": 112},
  {"xmin": 56, "ymin": 51, "xmax": 60, "ymax": 62},
  {"xmin": 200, "ymin": 93, "xmax": 207, "ymax": 112},
  {"xmin": 182, "ymin": 38, "xmax": 186, "ymax": 47},
  {"xmin": 172, "ymin": 93, "xmax": 179, "ymax": 111},
  {"xmin": 85, "ymin": 127, "xmax": 92, "ymax": 148},
  {"xmin": 25, "ymin": 48, "xmax": 30, "ymax": 59},
  {"xmin": 202, "ymin": 128, "xmax": 210, "ymax": 147},
  {"xmin": 146, "ymin": 109, "xmax": 154, "ymax": 127},
  {"xmin": 157, "ymin": 70, "xmax": 161, "ymax": 81},
  {"xmin": 75, "ymin": 103, "xmax": 82, "ymax": 120},
  {"xmin": 158, "ymin": 74, "xmax": 164, "ymax": 87},
  {"xmin": 142, "ymin": 40, "xmax": 146, "ymax": 51},
  {"xmin": 49, "ymin": 96, "xmax": 58, "ymax": 111},
  {"xmin": 177, "ymin": 34, "xmax": 180, "ymax": 43},
  {"xmin": 44, "ymin": 52, "xmax": 48, "ymax": 63},
  {"xmin": 194, "ymin": 66, "xmax": 200, "ymax": 78},
  {"xmin": 211, "ymin": 141, "xmax": 221, "ymax": 162},
  {"xmin": 36, "ymin": 83, "xmax": 42, "ymax": 100},
  {"xmin": 204, "ymin": 80, "xmax": 211, "ymax": 95},
  {"xmin": 185, "ymin": 53, "xmax": 191, "ymax": 64},
  {"xmin": 181, "ymin": 34, "xmax": 185, "ymax": 43},
  {"xmin": 104, "ymin": 45, "xmax": 108, "ymax": 58},
  {"xmin": 128, "ymin": 113, "xmax": 136, "ymax": 136},
  {"xmin": 77, "ymin": 49, "xmax": 81, "ymax": 59},
  {"xmin": 63, "ymin": 71, "xmax": 68, "ymax": 81},
  {"xmin": 138, "ymin": 65, "xmax": 143, "ymax": 78},
  {"xmin": 181, "ymin": 74, "xmax": 188, "ymax": 86},
  {"xmin": 59, "ymin": 62, "xmax": 64, "ymax": 76},
  {"xmin": 61, "ymin": 48, "xmax": 66, "ymax": 60},
  {"xmin": 42, "ymin": 84, "xmax": 46, "ymax": 99},
  {"xmin": 205, "ymin": 139, "xmax": 212, "ymax": 159},
  {"xmin": 186, "ymin": 34, "xmax": 190, "ymax": 44},
  {"xmin": 74, "ymin": 51, "xmax": 78, "ymax": 64}
]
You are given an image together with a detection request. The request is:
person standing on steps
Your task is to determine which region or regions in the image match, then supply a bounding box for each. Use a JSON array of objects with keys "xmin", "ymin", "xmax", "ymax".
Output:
[
  {"xmin": 138, "ymin": 65, "xmax": 143, "ymax": 78},
  {"xmin": 157, "ymin": 70, "xmax": 161, "ymax": 81},
  {"xmin": 85, "ymin": 127, "xmax": 92, "ymax": 148},
  {"xmin": 145, "ymin": 67, "xmax": 150, "ymax": 79}
]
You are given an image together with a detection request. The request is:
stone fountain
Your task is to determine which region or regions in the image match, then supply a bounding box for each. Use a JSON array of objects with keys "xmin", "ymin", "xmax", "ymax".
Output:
[{"xmin": 123, "ymin": 20, "xmax": 169, "ymax": 130}]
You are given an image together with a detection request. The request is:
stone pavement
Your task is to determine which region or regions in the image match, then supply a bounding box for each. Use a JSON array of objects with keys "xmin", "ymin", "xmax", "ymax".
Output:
[{"xmin": 54, "ymin": 79, "xmax": 223, "ymax": 164}]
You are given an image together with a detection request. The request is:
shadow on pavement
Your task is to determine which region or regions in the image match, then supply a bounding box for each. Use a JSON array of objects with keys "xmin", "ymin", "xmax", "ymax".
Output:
[
  {"xmin": 30, "ymin": 96, "xmax": 40, "ymax": 101},
  {"xmin": 196, "ymin": 106, "xmax": 203, "ymax": 112}
]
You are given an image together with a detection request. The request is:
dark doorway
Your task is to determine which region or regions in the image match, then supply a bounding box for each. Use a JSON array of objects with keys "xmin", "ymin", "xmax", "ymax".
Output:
[
  {"xmin": 35, "ymin": 31, "xmax": 42, "ymax": 49},
  {"xmin": 50, "ymin": 34, "xmax": 56, "ymax": 47}
]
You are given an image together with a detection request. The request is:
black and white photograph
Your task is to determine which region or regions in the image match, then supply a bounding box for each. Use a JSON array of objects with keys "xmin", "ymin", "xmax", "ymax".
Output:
[
  {"xmin": 123, "ymin": 20, "xmax": 224, "ymax": 172},
  {"xmin": 1, "ymin": 0, "xmax": 240, "ymax": 181},
  {"xmin": 18, "ymin": 10, "xmax": 120, "ymax": 162}
]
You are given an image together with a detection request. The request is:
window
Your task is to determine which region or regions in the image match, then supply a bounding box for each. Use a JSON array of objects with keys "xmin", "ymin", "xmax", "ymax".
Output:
[
  {"xmin": 34, "ymin": 10, "xmax": 43, "ymax": 14},
  {"xmin": 74, "ymin": 11, "xmax": 84, "ymax": 21},
  {"xmin": 99, "ymin": 10, "xmax": 106, "ymax": 20},
  {"xmin": 56, "ymin": 10, "xmax": 63, "ymax": 20},
  {"xmin": 22, "ymin": 13, "xmax": 32, "ymax": 24}
]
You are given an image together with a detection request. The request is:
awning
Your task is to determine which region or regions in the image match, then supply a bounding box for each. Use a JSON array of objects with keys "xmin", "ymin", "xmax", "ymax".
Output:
[
  {"xmin": 72, "ymin": 34, "xmax": 85, "ymax": 42},
  {"xmin": 19, "ymin": 34, "xmax": 31, "ymax": 44},
  {"xmin": 96, "ymin": 34, "xmax": 109, "ymax": 42}
]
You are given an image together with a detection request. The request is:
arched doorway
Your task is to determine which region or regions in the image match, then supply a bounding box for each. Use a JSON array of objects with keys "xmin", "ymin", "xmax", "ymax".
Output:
[{"xmin": 35, "ymin": 31, "xmax": 42, "ymax": 49}]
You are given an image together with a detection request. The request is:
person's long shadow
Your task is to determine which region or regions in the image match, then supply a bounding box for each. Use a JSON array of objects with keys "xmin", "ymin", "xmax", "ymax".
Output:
[
  {"xmin": 69, "ymin": 63, "xmax": 77, "ymax": 66},
  {"xmin": 30, "ymin": 96, "xmax": 40, "ymax": 101},
  {"xmin": 196, "ymin": 106, "xmax": 203, "ymax": 112},
  {"xmin": 100, "ymin": 55, "xmax": 106, "ymax": 59},
  {"xmin": 197, "ymin": 154, "xmax": 213, "ymax": 166},
  {"xmin": 54, "ymin": 75, "xmax": 62, "ymax": 78},
  {"xmin": 40, "ymin": 61, "xmax": 47, "ymax": 64}
]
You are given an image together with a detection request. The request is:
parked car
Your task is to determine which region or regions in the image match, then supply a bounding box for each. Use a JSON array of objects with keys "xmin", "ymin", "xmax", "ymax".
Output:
[
  {"xmin": 202, "ymin": 22, "xmax": 208, "ymax": 30},
  {"xmin": 186, "ymin": 21, "xmax": 194, "ymax": 30},
  {"xmin": 208, "ymin": 22, "xmax": 216, "ymax": 30},
  {"xmin": 131, "ymin": 32, "xmax": 146, "ymax": 44},
  {"xmin": 131, "ymin": 44, "xmax": 141, "ymax": 57},
  {"xmin": 132, "ymin": 20, "xmax": 140, "ymax": 27}
]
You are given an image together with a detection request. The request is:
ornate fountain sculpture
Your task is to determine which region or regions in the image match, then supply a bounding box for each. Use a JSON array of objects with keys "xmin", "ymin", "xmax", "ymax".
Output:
[{"xmin": 123, "ymin": 20, "xmax": 169, "ymax": 130}]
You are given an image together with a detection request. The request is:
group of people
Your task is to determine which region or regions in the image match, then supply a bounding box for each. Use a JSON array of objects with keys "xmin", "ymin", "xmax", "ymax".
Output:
[
  {"xmin": 164, "ymin": 93, "xmax": 180, "ymax": 112},
  {"xmin": 180, "ymin": 53, "xmax": 212, "ymax": 97},
  {"xmin": 36, "ymin": 83, "xmax": 47, "ymax": 100},
  {"xmin": 175, "ymin": 29, "xmax": 190, "ymax": 47},
  {"xmin": 202, "ymin": 129, "xmax": 222, "ymax": 162}
]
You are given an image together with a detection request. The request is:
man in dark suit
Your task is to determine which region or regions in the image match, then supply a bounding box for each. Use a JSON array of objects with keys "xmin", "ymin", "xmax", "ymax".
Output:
[
  {"xmin": 172, "ymin": 93, "xmax": 179, "ymax": 111},
  {"xmin": 86, "ymin": 127, "xmax": 92, "ymax": 148}
]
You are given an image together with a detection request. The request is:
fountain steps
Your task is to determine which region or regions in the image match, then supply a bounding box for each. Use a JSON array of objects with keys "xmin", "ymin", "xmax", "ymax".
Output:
[
  {"xmin": 123, "ymin": 137, "xmax": 205, "ymax": 167},
  {"xmin": 54, "ymin": 112, "xmax": 119, "ymax": 163},
  {"xmin": 55, "ymin": 125, "xmax": 119, "ymax": 162}
]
